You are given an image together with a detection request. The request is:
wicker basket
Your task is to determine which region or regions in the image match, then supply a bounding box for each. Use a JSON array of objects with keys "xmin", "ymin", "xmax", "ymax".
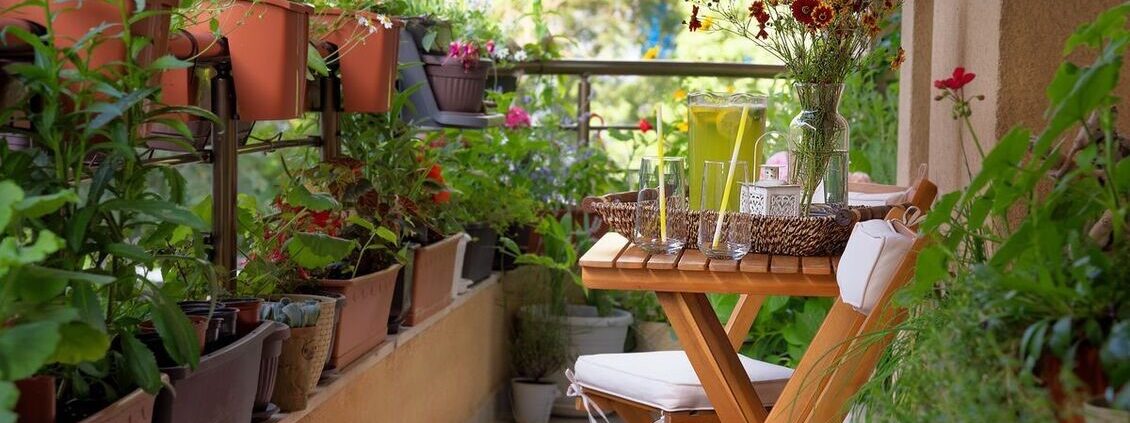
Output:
[
  {"xmin": 583, "ymin": 192, "xmax": 900, "ymax": 257},
  {"xmin": 266, "ymin": 294, "xmax": 335, "ymax": 392}
]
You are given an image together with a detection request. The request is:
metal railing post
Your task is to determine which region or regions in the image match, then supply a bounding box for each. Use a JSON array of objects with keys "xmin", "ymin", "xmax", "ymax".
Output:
[
  {"xmin": 210, "ymin": 62, "xmax": 238, "ymax": 289},
  {"xmin": 578, "ymin": 73, "xmax": 591, "ymax": 146},
  {"xmin": 320, "ymin": 72, "xmax": 341, "ymax": 160}
]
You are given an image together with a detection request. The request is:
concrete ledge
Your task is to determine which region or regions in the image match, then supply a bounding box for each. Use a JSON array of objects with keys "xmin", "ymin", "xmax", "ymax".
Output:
[{"xmin": 277, "ymin": 273, "xmax": 507, "ymax": 423}]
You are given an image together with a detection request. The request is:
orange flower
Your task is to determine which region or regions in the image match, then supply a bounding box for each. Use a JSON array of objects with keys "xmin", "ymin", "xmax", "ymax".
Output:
[
  {"xmin": 791, "ymin": 0, "xmax": 819, "ymax": 26},
  {"xmin": 811, "ymin": 3, "xmax": 835, "ymax": 28},
  {"xmin": 890, "ymin": 47, "xmax": 905, "ymax": 70},
  {"xmin": 686, "ymin": 4, "xmax": 703, "ymax": 32},
  {"xmin": 862, "ymin": 11, "xmax": 881, "ymax": 36}
]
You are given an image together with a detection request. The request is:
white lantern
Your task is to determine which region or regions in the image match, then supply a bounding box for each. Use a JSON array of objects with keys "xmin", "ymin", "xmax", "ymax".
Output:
[{"xmin": 741, "ymin": 165, "xmax": 802, "ymax": 217}]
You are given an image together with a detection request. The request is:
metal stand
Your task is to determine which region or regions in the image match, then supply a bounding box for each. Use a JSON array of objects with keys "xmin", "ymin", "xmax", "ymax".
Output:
[
  {"xmin": 210, "ymin": 62, "xmax": 238, "ymax": 286},
  {"xmin": 320, "ymin": 71, "xmax": 341, "ymax": 161}
]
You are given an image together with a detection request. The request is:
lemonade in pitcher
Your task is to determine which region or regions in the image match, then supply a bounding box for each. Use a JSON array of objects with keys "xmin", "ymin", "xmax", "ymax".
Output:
[{"xmin": 687, "ymin": 93, "xmax": 768, "ymax": 211}]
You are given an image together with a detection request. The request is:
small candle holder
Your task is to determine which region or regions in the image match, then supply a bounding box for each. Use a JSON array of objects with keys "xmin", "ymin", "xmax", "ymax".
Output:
[{"xmin": 741, "ymin": 164, "xmax": 802, "ymax": 217}]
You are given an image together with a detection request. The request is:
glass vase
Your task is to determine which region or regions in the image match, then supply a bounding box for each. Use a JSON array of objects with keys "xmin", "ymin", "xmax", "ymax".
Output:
[{"xmin": 787, "ymin": 83, "xmax": 849, "ymax": 216}]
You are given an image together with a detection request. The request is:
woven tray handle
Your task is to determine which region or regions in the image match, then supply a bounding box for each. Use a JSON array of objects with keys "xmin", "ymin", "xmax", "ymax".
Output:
[{"xmin": 581, "ymin": 191, "xmax": 638, "ymax": 213}]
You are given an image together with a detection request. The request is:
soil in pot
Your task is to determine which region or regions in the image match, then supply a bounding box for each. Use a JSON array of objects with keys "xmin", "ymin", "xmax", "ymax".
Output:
[
  {"xmin": 15, "ymin": 375, "xmax": 55, "ymax": 423},
  {"xmin": 511, "ymin": 378, "xmax": 558, "ymax": 423},
  {"xmin": 404, "ymin": 233, "xmax": 464, "ymax": 325},
  {"xmin": 422, "ymin": 55, "xmax": 491, "ymax": 113},
  {"xmin": 462, "ymin": 224, "xmax": 497, "ymax": 283},
  {"xmin": 316, "ymin": 264, "xmax": 400, "ymax": 369}
]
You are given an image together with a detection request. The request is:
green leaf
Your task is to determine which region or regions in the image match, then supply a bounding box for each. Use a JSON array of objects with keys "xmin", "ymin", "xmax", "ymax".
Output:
[
  {"xmin": 119, "ymin": 332, "xmax": 163, "ymax": 393},
  {"xmin": 422, "ymin": 30, "xmax": 438, "ymax": 52},
  {"xmin": 86, "ymin": 87, "xmax": 160, "ymax": 132},
  {"xmin": 14, "ymin": 190, "xmax": 78, "ymax": 218},
  {"xmin": 71, "ymin": 283, "xmax": 107, "ymax": 331},
  {"xmin": 11, "ymin": 266, "xmax": 67, "ymax": 303},
  {"xmin": 0, "ymin": 181, "xmax": 24, "ymax": 230},
  {"xmin": 0, "ymin": 381, "xmax": 16, "ymax": 423},
  {"xmin": 285, "ymin": 232, "xmax": 357, "ymax": 269},
  {"xmin": 0, "ymin": 321, "xmax": 61, "ymax": 380},
  {"xmin": 66, "ymin": 206, "xmax": 98, "ymax": 252},
  {"xmin": 23, "ymin": 265, "xmax": 115, "ymax": 286},
  {"xmin": 49, "ymin": 322, "xmax": 110, "ymax": 364},
  {"xmin": 148, "ymin": 54, "xmax": 191, "ymax": 71},
  {"xmin": 144, "ymin": 287, "xmax": 200, "ymax": 368},
  {"xmin": 1102, "ymin": 321, "xmax": 1129, "ymax": 389},
  {"xmin": 0, "ymin": 230, "xmax": 64, "ymax": 269},
  {"xmin": 108, "ymin": 243, "xmax": 155, "ymax": 264},
  {"xmin": 307, "ymin": 44, "xmax": 330, "ymax": 77},
  {"xmin": 1048, "ymin": 317, "xmax": 1074, "ymax": 357},
  {"xmin": 376, "ymin": 227, "xmax": 398, "ymax": 244},
  {"xmin": 100, "ymin": 199, "xmax": 208, "ymax": 230},
  {"xmin": 284, "ymin": 185, "xmax": 339, "ymax": 212}
]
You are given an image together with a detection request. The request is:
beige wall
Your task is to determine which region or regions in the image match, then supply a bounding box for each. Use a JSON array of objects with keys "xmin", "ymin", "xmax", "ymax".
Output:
[{"xmin": 897, "ymin": 0, "xmax": 1130, "ymax": 192}]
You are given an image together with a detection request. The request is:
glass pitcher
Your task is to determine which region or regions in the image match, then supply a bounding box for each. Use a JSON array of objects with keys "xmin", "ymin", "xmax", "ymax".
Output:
[{"xmin": 687, "ymin": 92, "xmax": 768, "ymax": 211}]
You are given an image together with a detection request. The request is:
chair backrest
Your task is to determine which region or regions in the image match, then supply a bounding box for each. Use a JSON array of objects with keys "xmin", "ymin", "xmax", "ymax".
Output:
[{"xmin": 767, "ymin": 174, "xmax": 936, "ymax": 423}]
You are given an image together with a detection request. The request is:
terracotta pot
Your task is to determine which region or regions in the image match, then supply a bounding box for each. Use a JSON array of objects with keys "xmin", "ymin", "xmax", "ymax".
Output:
[
  {"xmin": 252, "ymin": 323, "xmax": 290, "ymax": 422},
  {"xmin": 316, "ymin": 264, "xmax": 400, "ymax": 369},
  {"xmin": 271, "ymin": 326, "xmax": 319, "ymax": 412},
  {"xmin": 77, "ymin": 375, "xmax": 168, "ymax": 423},
  {"xmin": 314, "ymin": 9, "xmax": 403, "ymax": 113},
  {"xmin": 462, "ymin": 224, "xmax": 497, "ymax": 283},
  {"xmin": 404, "ymin": 233, "xmax": 464, "ymax": 325},
  {"xmin": 422, "ymin": 55, "xmax": 490, "ymax": 113},
  {"xmin": 0, "ymin": 0, "xmax": 175, "ymax": 70},
  {"xmin": 189, "ymin": 0, "xmax": 313, "ymax": 120},
  {"xmin": 219, "ymin": 298, "xmax": 263, "ymax": 336},
  {"xmin": 15, "ymin": 375, "xmax": 54, "ymax": 423},
  {"xmin": 153, "ymin": 321, "xmax": 284, "ymax": 423},
  {"xmin": 266, "ymin": 293, "xmax": 336, "ymax": 392}
]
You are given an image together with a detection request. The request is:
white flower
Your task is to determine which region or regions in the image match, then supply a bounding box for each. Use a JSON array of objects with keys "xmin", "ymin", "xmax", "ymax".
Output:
[
  {"xmin": 513, "ymin": 50, "xmax": 528, "ymax": 62},
  {"xmin": 494, "ymin": 45, "xmax": 511, "ymax": 60},
  {"xmin": 376, "ymin": 14, "xmax": 393, "ymax": 30}
]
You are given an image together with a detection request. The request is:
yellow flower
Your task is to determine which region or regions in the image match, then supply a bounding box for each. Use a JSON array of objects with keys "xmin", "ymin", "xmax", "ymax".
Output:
[
  {"xmin": 643, "ymin": 45, "xmax": 660, "ymax": 60},
  {"xmin": 726, "ymin": 85, "xmax": 736, "ymax": 93},
  {"xmin": 676, "ymin": 121, "xmax": 689, "ymax": 132},
  {"xmin": 673, "ymin": 88, "xmax": 687, "ymax": 101},
  {"xmin": 702, "ymin": 16, "xmax": 714, "ymax": 30}
]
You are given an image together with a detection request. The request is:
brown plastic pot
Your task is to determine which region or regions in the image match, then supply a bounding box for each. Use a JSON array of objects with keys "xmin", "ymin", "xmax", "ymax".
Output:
[
  {"xmin": 15, "ymin": 375, "xmax": 54, "ymax": 423},
  {"xmin": 314, "ymin": 9, "xmax": 403, "ymax": 113},
  {"xmin": 0, "ymin": 0, "xmax": 175, "ymax": 70},
  {"xmin": 189, "ymin": 0, "xmax": 312, "ymax": 120},
  {"xmin": 219, "ymin": 298, "xmax": 263, "ymax": 336},
  {"xmin": 77, "ymin": 375, "xmax": 168, "ymax": 423},
  {"xmin": 138, "ymin": 315, "xmax": 209, "ymax": 353},
  {"xmin": 422, "ymin": 55, "xmax": 491, "ymax": 113},
  {"xmin": 153, "ymin": 321, "xmax": 284, "ymax": 423},
  {"xmin": 404, "ymin": 233, "xmax": 463, "ymax": 325},
  {"xmin": 316, "ymin": 263, "xmax": 400, "ymax": 369},
  {"xmin": 271, "ymin": 326, "xmax": 318, "ymax": 412},
  {"xmin": 252, "ymin": 323, "xmax": 290, "ymax": 422}
]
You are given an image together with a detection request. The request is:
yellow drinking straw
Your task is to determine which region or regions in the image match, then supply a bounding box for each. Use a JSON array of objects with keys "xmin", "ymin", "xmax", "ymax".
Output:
[
  {"xmin": 656, "ymin": 105, "xmax": 667, "ymax": 242},
  {"xmin": 711, "ymin": 106, "xmax": 750, "ymax": 249}
]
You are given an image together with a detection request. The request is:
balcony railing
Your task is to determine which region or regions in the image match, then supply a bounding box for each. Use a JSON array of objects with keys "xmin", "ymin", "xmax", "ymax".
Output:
[{"xmin": 498, "ymin": 60, "xmax": 786, "ymax": 145}]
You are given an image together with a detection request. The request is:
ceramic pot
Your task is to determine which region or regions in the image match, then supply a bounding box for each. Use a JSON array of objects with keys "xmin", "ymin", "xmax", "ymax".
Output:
[
  {"xmin": 316, "ymin": 264, "xmax": 400, "ymax": 369},
  {"xmin": 404, "ymin": 233, "xmax": 464, "ymax": 325},
  {"xmin": 422, "ymin": 55, "xmax": 490, "ymax": 113},
  {"xmin": 271, "ymin": 326, "xmax": 319, "ymax": 412},
  {"xmin": 14, "ymin": 375, "xmax": 54, "ymax": 423},
  {"xmin": 188, "ymin": 0, "xmax": 313, "ymax": 120},
  {"xmin": 543, "ymin": 305, "xmax": 633, "ymax": 416},
  {"xmin": 314, "ymin": 9, "xmax": 403, "ymax": 113},
  {"xmin": 511, "ymin": 379, "xmax": 558, "ymax": 423}
]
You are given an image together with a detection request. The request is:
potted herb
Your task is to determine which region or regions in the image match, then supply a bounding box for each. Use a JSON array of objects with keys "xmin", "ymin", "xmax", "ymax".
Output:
[{"xmin": 510, "ymin": 307, "xmax": 568, "ymax": 423}]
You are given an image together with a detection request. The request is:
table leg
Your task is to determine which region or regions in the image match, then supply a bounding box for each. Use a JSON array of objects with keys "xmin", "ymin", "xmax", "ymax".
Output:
[
  {"xmin": 725, "ymin": 295, "xmax": 765, "ymax": 352},
  {"xmin": 658, "ymin": 292, "xmax": 769, "ymax": 423}
]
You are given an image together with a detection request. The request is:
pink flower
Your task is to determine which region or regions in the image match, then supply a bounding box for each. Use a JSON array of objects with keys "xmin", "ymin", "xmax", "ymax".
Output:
[
  {"xmin": 463, "ymin": 42, "xmax": 477, "ymax": 57},
  {"xmin": 486, "ymin": 40, "xmax": 496, "ymax": 55},
  {"xmin": 448, "ymin": 42, "xmax": 460, "ymax": 57},
  {"xmin": 505, "ymin": 106, "xmax": 531, "ymax": 129}
]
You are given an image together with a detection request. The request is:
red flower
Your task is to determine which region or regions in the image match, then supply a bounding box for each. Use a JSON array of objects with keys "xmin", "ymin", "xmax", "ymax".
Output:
[
  {"xmin": 687, "ymin": 5, "xmax": 703, "ymax": 32},
  {"xmin": 432, "ymin": 190, "xmax": 451, "ymax": 204},
  {"xmin": 311, "ymin": 210, "xmax": 332, "ymax": 227},
  {"xmin": 811, "ymin": 3, "xmax": 835, "ymax": 28},
  {"xmin": 791, "ymin": 0, "xmax": 820, "ymax": 26},
  {"xmin": 934, "ymin": 67, "xmax": 976, "ymax": 91},
  {"xmin": 638, "ymin": 118, "xmax": 653, "ymax": 133},
  {"xmin": 749, "ymin": 1, "xmax": 766, "ymax": 19},
  {"xmin": 427, "ymin": 164, "xmax": 444, "ymax": 183}
]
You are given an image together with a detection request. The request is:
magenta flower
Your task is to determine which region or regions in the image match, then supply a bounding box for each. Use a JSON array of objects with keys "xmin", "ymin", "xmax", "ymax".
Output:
[
  {"xmin": 505, "ymin": 106, "xmax": 531, "ymax": 129},
  {"xmin": 486, "ymin": 40, "xmax": 496, "ymax": 55}
]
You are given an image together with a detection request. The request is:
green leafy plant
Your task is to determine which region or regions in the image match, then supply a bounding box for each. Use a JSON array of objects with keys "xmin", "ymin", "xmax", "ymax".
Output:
[{"xmin": 511, "ymin": 307, "xmax": 570, "ymax": 382}]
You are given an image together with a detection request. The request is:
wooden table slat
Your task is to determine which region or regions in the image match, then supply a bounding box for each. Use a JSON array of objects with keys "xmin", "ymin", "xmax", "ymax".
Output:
[
  {"xmin": 709, "ymin": 259, "xmax": 740, "ymax": 272},
  {"xmin": 577, "ymin": 232, "xmax": 630, "ymax": 269},
  {"xmin": 739, "ymin": 254, "xmax": 771, "ymax": 273},
  {"xmin": 770, "ymin": 255, "xmax": 800, "ymax": 274},
  {"xmin": 647, "ymin": 249, "xmax": 683, "ymax": 270},
  {"xmin": 616, "ymin": 245, "xmax": 651, "ymax": 269},
  {"xmin": 677, "ymin": 249, "xmax": 710, "ymax": 271},
  {"xmin": 831, "ymin": 256, "xmax": 841, "ymax": 275},
  {"xmin": 801, "ymin": 256, "xmax": 833, "ymax": 275}
]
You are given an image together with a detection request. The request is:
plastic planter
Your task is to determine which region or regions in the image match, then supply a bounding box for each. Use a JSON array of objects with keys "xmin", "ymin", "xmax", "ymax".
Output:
[
  {"xmin": 220, "ymin": 298, "xmax": 263, "ymax": 336},
  {"xmin": 14, "ymin": 375, "xmax": 54, "ymax": 423},
  {"xmin": 316, "ymin": 264, "xmax": 400, "ymax": 369},
  {"xmin": 189, "ymin": 0, "xmax": 313, "ymax": 120},
  {"xmin": 76, "ymin": 375, "xmax": 169, "ymax": 423},
  {"xmin": 462, "ymin": 224, "xmax": 498, "ymax": 283},
  {"xmin": 422, "ymin": 55, "xmax": 491, "ymax": 113},
  {"xmin": 252, "ymin": 324, "xmax": 290, "ymax": 422},
  {"xmin": 405, "ymin": 233, "xmax": 463, "ymax": 325},
  {"xmin": 153, "ymin": 321, "xmax": 287, "ymax": 423},
  {"xmin": 314, "ymin": 9, "xmax": 403, "ymax": 113}
]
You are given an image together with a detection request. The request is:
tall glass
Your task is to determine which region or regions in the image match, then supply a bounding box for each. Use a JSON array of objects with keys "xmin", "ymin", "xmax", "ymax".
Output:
[
  {"xmin": 634, "ymin": 157, "xmax": 687, "ymax": 254},
  {"xmin": 698, "ymin": 161, "xmax": 752, "ymax": 260},
  {"xmin": 687, "ymin": 92, "xmax": 768, "ymax": 211}
]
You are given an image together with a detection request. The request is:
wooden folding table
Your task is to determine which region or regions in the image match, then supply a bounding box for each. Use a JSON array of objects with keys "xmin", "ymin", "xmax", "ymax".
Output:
[{"xmin": 578, "ymin": 232, "xmax": 841, "ymax": 423}]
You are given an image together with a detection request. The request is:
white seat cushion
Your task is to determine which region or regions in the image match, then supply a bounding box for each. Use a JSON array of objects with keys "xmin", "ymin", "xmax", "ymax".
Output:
[{"xmin": 573, "ymin": 351, "xmax": 793, "ymax": 412}]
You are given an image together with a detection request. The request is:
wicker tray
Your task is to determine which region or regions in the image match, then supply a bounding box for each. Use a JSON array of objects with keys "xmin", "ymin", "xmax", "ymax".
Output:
[{"xmin": 582, "ymin": 191, "xmax": 900, "ymax": 257}]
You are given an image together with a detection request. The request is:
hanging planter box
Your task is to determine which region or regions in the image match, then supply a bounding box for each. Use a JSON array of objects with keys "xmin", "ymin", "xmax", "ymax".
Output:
[
  {"xmin": 316, "ymin": 264, "xmax": 400, "ymax": 369},
  {"xmin": 404, "ymin": 233, "xmax": 464, "ymax": 325},
  {"xmin": 189, "ymin": 0, "xmax": 312, "ymax": 121},
  {"xmin": 314, "ymin": 9, "xmax": 403, "ymax": 113},
  {"xmin": 0, "ymin": 0, "xmax": 176, "ymax": 70},
  {"xmin": 422, "ymin": 55, "xmax": 491, "ymax": 113},
  {"xmin": 153, "ymin": 321, "xmax": 287, "ymax": 423}
]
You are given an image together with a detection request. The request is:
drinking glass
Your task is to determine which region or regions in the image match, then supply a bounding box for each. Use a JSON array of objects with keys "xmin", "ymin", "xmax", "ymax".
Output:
[
  {"xmin": 634, "ymin": 157, "xmax": 688, "ymax": 255},
  {"xmin": 698, "ymin": 160, "xmax": 753, "ymax": 260},
  {"xmin": 687, "ymin": 92, "xmax": 768, "ymax": 211}
]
